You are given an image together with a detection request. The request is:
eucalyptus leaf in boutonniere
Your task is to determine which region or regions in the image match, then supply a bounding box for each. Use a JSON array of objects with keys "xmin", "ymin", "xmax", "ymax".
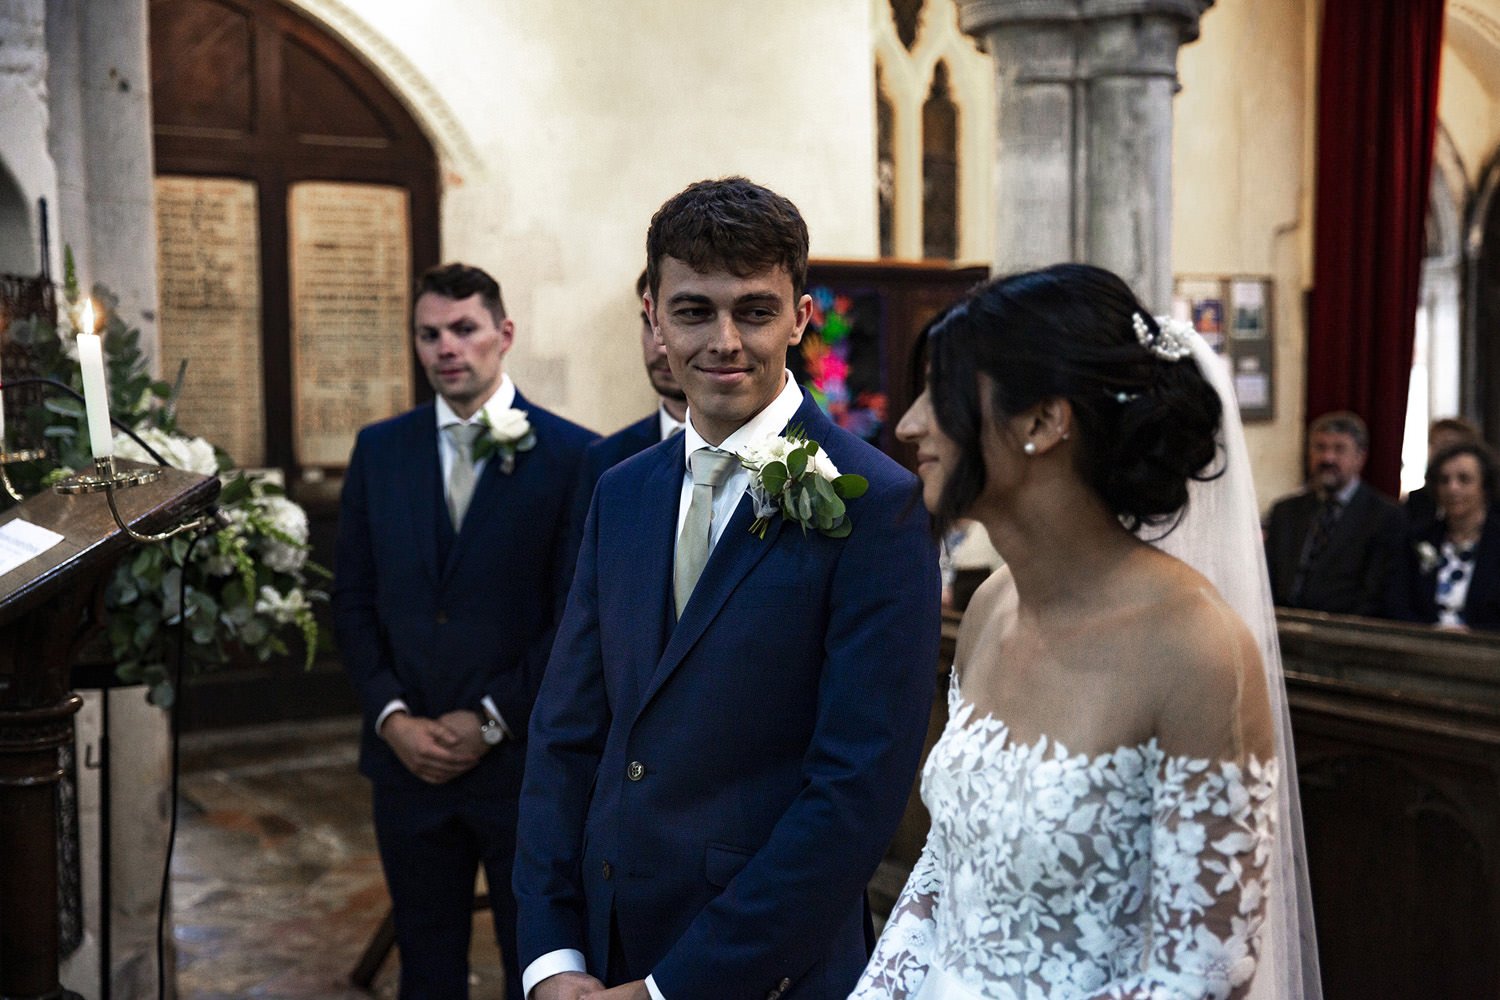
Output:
[
  {"xmin": 472, "ymin": 407, "xmax": 536, "ymax": 474},
  {"xmin": 738, "ymin": 424, "xmax": 868, "ymax": 539},
  {"xmin": 1415, "ymin": 540, "xmax": 1441, "ymax": 575}
]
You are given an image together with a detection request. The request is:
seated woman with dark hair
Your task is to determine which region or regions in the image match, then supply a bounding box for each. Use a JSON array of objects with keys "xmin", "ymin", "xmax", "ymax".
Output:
[{"xmin": 1387, "ymin": 441, "xmax": 1500, "ymax": 631}]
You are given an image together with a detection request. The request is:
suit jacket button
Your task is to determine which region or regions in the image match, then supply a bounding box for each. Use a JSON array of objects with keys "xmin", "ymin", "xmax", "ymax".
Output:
[
  {"xmin": 601, "ymin": 861, "xmax": 613, "ymax": 880},
  {"xmin": 626, "ymin": 760, "xmax": 646, "ymax": 781},
  {"xmin": 435, "ymin": 611, "xmax": 449, "ymax": 624}
]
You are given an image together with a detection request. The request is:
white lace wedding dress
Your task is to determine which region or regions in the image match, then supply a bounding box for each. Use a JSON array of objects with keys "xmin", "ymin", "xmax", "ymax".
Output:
[{"xmin": 850, "ymin": 679, "xmax": 1279, "ymax": 1000}]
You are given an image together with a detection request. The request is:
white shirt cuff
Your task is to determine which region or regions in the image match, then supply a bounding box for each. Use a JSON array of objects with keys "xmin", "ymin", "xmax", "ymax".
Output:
[
  {"xmin": 480, "ymin": 695, "xmax": 515, "ymax": 739},
  {"xmin": 522, "ymin": 948, "xmax": 586, "ymax": 998},
  {"xmin": 645, "ymin": 974, "xmax": 667, "ymax": 1000},
  {"xmin": 375, "ymin": 699, "xmax": 409, "ymax": 736}
]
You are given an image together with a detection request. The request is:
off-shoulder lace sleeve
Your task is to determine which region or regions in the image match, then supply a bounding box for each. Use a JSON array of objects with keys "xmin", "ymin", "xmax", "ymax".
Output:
[
  {"xmin": 848, "ymin": 827, "xmax": 944, "ymax": 999},
  {"xmin": 1089, "ymin": 754, "xmax": 1280, "ymax": 1000}
]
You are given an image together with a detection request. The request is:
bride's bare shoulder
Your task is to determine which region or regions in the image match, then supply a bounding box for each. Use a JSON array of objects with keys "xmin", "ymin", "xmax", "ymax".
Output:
[
  {"xmin": 953, "ymin": 564, "xmax": 1016, "ymax": 667},
  {"xmin": 1147, "ymin": 558, "xmax": 1273, "ymax": 759}
]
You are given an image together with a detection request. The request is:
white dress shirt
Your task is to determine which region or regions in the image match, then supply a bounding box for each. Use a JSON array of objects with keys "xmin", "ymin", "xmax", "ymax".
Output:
[
  {"xmin": 658, "ymin": 404, "xmax": 686, "ymax": 441},
  {"xmin": 521, "ymin": 376, "xmax": 803, "ymax": 1000},
  {"xmin": 374, "ymin": 375, "xmax": 517, "ymax": 739}
]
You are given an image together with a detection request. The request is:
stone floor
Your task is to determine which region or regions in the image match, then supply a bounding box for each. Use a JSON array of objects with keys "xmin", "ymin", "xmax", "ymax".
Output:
[{"xmin": 174, "ymin": 717, "xmax": 508, "ymax": 999}]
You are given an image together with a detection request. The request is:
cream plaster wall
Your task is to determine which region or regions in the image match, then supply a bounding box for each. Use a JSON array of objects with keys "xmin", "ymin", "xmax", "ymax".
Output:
[
  {"xmin": 1172, "ymin": 0, "xmax": 1314, "ymax": 512},
  {"xmin": 293, "ymin": 0, "xmax": 877, "ymax": 437},
  {"xmin": 1441, "ymin": 23, "xmax": 1500, "ymax": 187}
]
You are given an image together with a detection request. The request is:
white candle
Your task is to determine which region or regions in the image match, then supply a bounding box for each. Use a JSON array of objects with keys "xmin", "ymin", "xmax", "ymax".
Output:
[{"xmin": 77, "ymin": 328, "xmax": 114, "ymax": 460}]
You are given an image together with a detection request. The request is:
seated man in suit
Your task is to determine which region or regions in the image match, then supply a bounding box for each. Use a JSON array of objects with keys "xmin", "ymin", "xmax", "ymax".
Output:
[
  {"xmin": 1265, "ymin": 410, "xmax": 1405, "ymax": 615},
  {"xmin": 514, "ymin": 178, "xmax": 941, "ymax": 1000},
  {"xmin": 334, "ymin": 263, "xmax": 597, "ymax": 999},
  {"xmin": 567, "ymin": 269, "xmax": 688, "ymax": 548}
]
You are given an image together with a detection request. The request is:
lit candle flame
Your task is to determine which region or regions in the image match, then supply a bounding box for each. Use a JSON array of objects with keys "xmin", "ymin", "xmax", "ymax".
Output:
[{"xmin": 80, "ymin": 299, "xmax": 96, "ymax": 335}]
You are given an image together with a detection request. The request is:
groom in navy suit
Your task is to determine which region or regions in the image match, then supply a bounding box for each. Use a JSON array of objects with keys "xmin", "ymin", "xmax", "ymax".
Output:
[
  {"xmin": 334, "ymin": 263, "xmax": 596, "ymax": 999},
  {"xmin": 515, "ymin": 179, "xmax": 941, "ymax": 1000}
]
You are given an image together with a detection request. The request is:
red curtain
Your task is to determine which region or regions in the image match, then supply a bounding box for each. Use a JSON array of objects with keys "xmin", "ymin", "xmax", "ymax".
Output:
[{"xmin": 1308, "ymin": 0, "xmax": 1446, "ymax": 496}]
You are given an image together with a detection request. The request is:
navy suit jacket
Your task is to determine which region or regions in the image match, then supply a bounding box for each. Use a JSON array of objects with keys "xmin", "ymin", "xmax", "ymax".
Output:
[
  {"xmin": 566, "ymin": 412, "xmax": 665, "ymax": 565},
  {"xmin": 333, "ymin": 391, "xmax": 597, "ymax": 791},
  {"xmin": 1264, "ymin": 481, "xmax": 1405, "ymax": 615},
  {"xmin": 1385, "ymin": 506, "xmax": 1500, "ymax": 630},
  {"xmin": 514, "ymin": 395, "xmax": 940, "ymax": 999}
]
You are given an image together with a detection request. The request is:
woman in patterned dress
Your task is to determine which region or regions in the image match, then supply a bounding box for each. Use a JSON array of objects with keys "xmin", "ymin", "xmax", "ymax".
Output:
[{"xmin": 852, "ymin": 265, "xmax": 1319, "ymax": 1000}]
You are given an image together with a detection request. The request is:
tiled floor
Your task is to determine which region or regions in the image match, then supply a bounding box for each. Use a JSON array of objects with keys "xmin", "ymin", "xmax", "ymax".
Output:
[{"xmin": 174, "ymin": 718, "xmax": 507, "ymax": 999}]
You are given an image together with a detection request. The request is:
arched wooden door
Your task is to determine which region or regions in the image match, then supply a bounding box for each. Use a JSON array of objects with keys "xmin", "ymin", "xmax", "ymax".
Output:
[
  {"xmin": 149, "ymin": 0, "xmax": 440, "ymax": 726},
  {"xmin": 150, "ymin": 0, "xmax": 439, "ymax": 473}
]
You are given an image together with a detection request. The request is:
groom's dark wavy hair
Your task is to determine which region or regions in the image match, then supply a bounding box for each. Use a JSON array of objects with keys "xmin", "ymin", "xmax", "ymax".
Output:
[
  {"xmin": 917, "ymin": 263, "xmax": 1223, "ymax": 538},
  {"xmin": 645, "ymin": 177, "xmax": 810, "ymax": 302}
]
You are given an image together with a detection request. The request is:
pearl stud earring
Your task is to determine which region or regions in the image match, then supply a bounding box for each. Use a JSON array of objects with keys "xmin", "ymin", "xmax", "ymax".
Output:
[{"xmin": 1022, "ymin": 441, "xmax": 1038, "ymax": 456}]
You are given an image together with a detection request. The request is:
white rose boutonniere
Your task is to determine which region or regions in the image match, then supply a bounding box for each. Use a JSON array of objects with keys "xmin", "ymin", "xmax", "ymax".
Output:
[
  {"xmin": 737, "ymin": 424, "xmax": 868, "ymax": 539},
  {"xmin": 1415, "ymin": 540, "xmax": 1441, "ymax": 574},
  {"xmin": 473, "ymin": 407, "xmax": 537, "ymax": 473}
]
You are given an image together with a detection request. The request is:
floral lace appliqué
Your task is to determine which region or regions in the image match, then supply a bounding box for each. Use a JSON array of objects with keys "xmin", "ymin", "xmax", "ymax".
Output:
[{"xmin": 851, "ymin": 682, "xmax": 1278, "ymax": 1000}]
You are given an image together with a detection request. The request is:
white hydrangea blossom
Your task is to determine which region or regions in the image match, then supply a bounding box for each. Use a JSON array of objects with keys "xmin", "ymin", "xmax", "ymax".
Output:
[
  {"xmin": 253, "ymin": 494, "xmax": 310, "ymax": 574},
  {"xmin": 255, "ymin": 585, "xmax": 310, "ymax": 624},
  {"xmin": 112, "ymin": 426, "xmax": 219, "ymax": 476}
]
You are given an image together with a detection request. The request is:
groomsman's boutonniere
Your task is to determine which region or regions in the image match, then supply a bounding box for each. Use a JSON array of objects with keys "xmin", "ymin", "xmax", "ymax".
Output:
[
  {"xmin": 472, "ymin": 407, "xmax": 536, "ymax": 474},
  {"xmin": 1415, "ymin": 540, "xmax": 1441, "ymax": 575},
  {"xmin": 738, "ymin": 425, "xmax": 868, "ymax": 539}
]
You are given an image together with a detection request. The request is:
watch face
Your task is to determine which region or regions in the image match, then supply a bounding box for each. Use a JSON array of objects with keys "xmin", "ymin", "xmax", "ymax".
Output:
[{"xmin": 481, "ymin": 722, "xmax": 503, "ymax": 746}]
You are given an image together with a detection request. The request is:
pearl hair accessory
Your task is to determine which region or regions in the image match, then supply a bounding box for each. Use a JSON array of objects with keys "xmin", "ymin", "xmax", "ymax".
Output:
[
  {"xmin": 1022, "ymin": 441, "xmax": 1038, "ymax": 456},
  {"xmin": 1132, "ymin": 311, "xmax": 1195, "ymax": 362}
]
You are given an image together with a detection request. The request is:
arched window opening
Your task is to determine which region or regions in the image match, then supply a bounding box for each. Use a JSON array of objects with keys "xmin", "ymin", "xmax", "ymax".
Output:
[{"xmin": 922, "ymin": 61, "xmax": 959, "ymax": 260}]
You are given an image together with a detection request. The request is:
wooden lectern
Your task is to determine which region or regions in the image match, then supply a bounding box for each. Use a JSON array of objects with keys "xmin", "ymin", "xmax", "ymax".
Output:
[{"xmin": 0, "ymin": 462, "xmax": 218, "ymax": 1000}]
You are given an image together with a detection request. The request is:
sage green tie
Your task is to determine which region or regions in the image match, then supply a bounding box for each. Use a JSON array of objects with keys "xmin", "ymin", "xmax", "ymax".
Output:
[
  {"xmin": 674, "ymin": 448, "xmax": 739, "ymax": 617},
  {"xmin": 444, "ymin": 423, "xmax": 482, "ymax": 530}
]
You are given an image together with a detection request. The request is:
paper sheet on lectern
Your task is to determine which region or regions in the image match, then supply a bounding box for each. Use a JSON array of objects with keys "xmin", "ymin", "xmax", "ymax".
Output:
[{"xmin": 0, "ymin": 519, "xmax": 65, "ymax": 577}]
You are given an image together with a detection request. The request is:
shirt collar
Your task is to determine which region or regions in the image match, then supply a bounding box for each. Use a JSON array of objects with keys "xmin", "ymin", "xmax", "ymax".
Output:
[
  {"xmin": 658, "ymin": 403, "xmax": 686, "ymax": 441},
  {"xmin": 435, "ymin": 373, "xmax": 515, "ymax": 429},
  {"xmin": 1331, "ymin": 477, "xmax": 1360, "ymax": 506},
  {"xmin": 682, "ymin": 375, "xmax": 803, "ymax": 469}
]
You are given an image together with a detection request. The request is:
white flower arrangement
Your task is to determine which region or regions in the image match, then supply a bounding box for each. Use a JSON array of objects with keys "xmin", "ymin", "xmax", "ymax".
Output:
[
  {"xmin": 736, "ymin": 425, "xmax": 868, "ymax": 539},
  {"xmin": 102, "ymin": 430, "xmax": 328, "ymax": 706},
  {"xmin": 473, "ymin": 406, "xmax": 536, "ymax": 473}
]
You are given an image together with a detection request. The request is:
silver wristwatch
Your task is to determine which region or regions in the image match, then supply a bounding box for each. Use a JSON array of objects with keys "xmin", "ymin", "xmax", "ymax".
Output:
[{"xmin": 478, "ymin": 711, "xmax": 504, "ymax": 746}]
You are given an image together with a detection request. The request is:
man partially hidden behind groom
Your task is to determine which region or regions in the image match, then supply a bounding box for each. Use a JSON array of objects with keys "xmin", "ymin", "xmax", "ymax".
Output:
[{"xmin": 514, "ymin": 178, "xmax": 941, "ymax": 1000}]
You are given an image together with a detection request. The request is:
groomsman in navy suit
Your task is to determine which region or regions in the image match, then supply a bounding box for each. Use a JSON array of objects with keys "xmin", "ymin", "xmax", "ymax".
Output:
[
  {"xmin": 334, "ymin": 263, "xmax": 596, "ymax": 999},
  {"xmin": 515, "ymin": 179, "xmax": 941, "ymax": 1000},
  {"xmin": 567, "ymin": 269, "xmax": 688, "ymax": 552}
]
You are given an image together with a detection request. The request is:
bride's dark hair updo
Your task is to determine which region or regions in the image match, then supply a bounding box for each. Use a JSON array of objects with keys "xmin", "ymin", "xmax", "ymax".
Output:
[{"xmin": 921, "ymin": 262, "xmax": 1223, "ymax": 536}]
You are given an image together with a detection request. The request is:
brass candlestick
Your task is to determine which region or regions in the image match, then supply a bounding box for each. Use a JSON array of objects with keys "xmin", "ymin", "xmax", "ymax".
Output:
[
  {"xmin": 0, "ymin": 447, "xmax": 47, "ymax": 503},
  {"xmin": 54, "ymin": 456, "xmax": 219, "ymax": 543}
]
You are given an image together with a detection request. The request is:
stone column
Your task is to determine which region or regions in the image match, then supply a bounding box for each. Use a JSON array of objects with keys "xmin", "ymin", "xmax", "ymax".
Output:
[
  {"xmin": 957, "ymin": 0, "xmax": 1212, "ymax": 310},
  {"xmin": 46, "ymin": 0, "xmax": 161, "ymax": 357}
]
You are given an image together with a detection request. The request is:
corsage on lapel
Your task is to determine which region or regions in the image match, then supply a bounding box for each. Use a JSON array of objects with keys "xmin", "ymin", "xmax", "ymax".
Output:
[
  {"xmin": 738, "ymin": 424, "xmax": 868, "ymax": 539},
  {"xmin": 1415, "ymin": 540, "xmax": 1441, "ymax": 575},
  {"xmin": 472, "ymin": 407, "xmax": 536, "ymax": 474}
]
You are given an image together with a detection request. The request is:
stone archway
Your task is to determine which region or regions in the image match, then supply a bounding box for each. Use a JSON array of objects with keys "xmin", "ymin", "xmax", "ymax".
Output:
[{"xmin": 0, "ymin": 160, "xmax": 35, "ymax": 275}]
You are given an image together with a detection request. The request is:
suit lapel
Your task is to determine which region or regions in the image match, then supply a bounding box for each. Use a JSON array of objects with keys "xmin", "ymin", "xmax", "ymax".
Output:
[
  {"xmin": 637, "ymin": 395, "xmax": 830, "ymax": 711},
  {"xmin": 624, "ymin": 436, "xmax": 686, "ymax": 701},
  {"xmin": 639, "ymin": 494, "xmax": 784, "ymax": 711},
  {"xmin": 440, "ymin": 389, "xmax": 533, "ymax": 584},
  {"xmin": 400, "ymin": 405, "xmax": 444, "ymax": 586}
]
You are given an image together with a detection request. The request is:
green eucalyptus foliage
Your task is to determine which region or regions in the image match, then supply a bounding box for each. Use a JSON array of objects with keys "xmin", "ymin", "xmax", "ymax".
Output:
[{"xmin": 3, "ymin": 272, "xmax": 326, "ymax": 705}]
